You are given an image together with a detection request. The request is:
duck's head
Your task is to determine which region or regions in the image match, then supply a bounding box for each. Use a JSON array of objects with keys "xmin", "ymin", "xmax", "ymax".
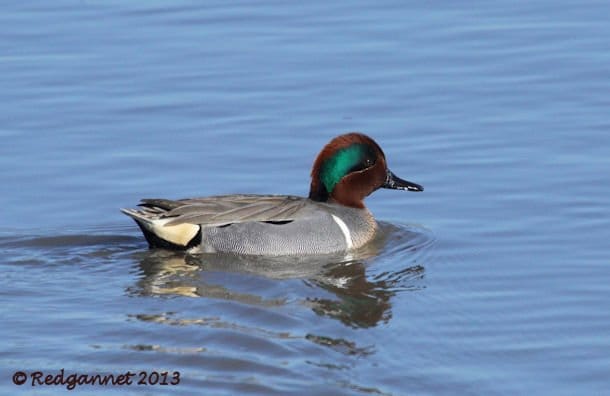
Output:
[{"xmin": 309, "ymin": 133, "xmax": 423, "ymax": 208}]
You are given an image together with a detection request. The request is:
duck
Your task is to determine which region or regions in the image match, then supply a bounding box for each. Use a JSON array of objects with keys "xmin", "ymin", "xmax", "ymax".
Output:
[{"xmin": 121, "ymin": 132, "xmax": 423, "ymax": 256}]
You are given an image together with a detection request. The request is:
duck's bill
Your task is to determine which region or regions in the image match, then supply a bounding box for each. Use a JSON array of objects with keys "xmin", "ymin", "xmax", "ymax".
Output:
[{"xmin": 383, "ymin": 170, "xmax": 424, "ymax": 192}]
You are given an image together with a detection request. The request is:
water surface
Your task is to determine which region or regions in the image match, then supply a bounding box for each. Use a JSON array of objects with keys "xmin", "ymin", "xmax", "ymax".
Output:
[{"xmin": 2, "ymin": 1, "xmax": 609, "ymax": 395}]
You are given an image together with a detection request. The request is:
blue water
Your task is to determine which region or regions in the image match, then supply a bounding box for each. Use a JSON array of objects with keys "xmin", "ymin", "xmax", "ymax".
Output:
[{"xmin": 2, "ymin": 1, "xmax": 609, "ymax": 395}]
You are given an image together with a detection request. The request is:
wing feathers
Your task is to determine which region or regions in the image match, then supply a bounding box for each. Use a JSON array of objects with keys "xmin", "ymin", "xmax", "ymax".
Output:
[{"xmin": 128, "ymin": 195, "xmax": 309, "ymax": 227}]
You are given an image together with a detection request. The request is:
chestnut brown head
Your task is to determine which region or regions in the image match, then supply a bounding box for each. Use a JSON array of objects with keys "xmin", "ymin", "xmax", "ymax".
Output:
[{"xmin": 309, "ymin": 133, "xmax": 423, "ymax": 208}]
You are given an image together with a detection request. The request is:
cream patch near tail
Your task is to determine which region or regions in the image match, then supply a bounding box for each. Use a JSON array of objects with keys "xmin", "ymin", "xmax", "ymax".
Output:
[{"xmin": 121, "ymin": 208, "xmax": 199, "ymax": 247}]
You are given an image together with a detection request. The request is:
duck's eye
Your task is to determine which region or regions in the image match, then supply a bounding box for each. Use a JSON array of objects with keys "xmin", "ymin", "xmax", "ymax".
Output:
[{"xmin": 348, "ymin": 157, "xmax": 375, "ymax": 174}]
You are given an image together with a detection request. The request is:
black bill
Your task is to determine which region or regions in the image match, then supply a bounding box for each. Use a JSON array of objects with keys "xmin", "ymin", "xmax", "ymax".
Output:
[{"xmin": 382, "ymin": 170, "xmax": 424, "ymax": 192}]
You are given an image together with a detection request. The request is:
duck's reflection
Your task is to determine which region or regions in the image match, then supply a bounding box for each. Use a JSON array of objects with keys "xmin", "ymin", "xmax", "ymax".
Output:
[
  {"xmin": 129, "ymin": 241, "xmax": 425, "ymax": 328},
  {"xmin": 304, "ymin": 261, "xmax": 424, "ymax": 328}
]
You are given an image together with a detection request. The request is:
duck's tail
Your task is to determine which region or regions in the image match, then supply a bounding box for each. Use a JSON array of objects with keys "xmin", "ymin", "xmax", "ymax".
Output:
[{"xmin": 121, "ymin": 208, "xmax": 201, "ymax": 250}]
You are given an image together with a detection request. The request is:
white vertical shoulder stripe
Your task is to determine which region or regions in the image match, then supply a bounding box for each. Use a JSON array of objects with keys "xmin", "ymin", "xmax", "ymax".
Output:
[{"xmin": 331, "ymin": 214, "xmax": 353, "ymax": 249}]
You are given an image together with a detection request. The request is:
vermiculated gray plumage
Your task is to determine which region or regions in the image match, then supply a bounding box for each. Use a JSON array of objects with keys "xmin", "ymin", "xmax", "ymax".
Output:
[{"xmin": 122, "ymin": 194, "xmax": 377, "ymax": 255}]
